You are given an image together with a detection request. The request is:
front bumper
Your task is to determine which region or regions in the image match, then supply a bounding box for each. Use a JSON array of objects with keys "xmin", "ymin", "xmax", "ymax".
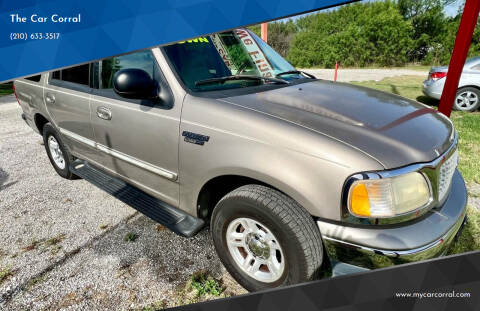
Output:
[{"xmin": 318, "ymin": 169, "xmax": 468, "ymax": 270}]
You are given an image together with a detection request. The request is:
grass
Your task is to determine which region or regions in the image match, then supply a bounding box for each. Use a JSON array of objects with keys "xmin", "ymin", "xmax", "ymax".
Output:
[
  {"xmin": 448, "ymin": 206, "xmax": 480, "ymax": 255},
  {"xmin": 451, "ymin": 112, "xmax": 480, "ymax": 184},
  {"xmin": 0, "ymin": 82, "xmax": 14, "ymax": 96},
  {"xmin": 351, "ymin": 75, "xmax": 480, "ymax": 184}
]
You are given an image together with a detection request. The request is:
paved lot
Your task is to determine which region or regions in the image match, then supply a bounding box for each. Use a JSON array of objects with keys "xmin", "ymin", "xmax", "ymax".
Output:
[
  {"xmin": 0, "ymin": 96, "xmax": 244, "ymax": 310},
  {"xmin": 303, "ymin": 68, "xmax": 427, "ymax": 82}
]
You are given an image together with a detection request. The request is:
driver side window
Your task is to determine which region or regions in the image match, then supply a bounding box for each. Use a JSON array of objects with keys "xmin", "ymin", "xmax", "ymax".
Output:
[
  {"xmin": 91, "ymin": 50, "xmax": 173, "ymax": 108},
  {"xmin": 96, "ymin": 50, "xmax": 156, "ymax": 89}
]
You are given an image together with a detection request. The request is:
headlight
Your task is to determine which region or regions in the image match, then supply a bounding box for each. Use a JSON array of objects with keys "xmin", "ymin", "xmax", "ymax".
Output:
[{"xmin": 348, "ymin": 172, "xmax": 431, "ymax": 218}]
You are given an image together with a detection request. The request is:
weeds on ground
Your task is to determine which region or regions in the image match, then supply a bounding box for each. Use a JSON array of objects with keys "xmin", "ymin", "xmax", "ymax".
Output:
[
  {"xmin": 139, "ymin": 300, "xmax": 167, "ymax": 311},
  {"xmin": 46, "ymin": 234, "xmax": 66, "ymax": 246},
  {"xmin": 190, "ymin": 272, "xmax": 223, "ymax": 297},
  {"xmin": 125, "ymin": 232, "xmax": 138, "ymax": 242},
  {"xmin": 0, "ymin": 266, "xmax": 12, "ymax": 284},
  {"xmin": 175, "ymin": 270, "xmax": 226, "ymax": 306},
  {"xmin": 27, "ymin": 275, "xmax": 47, "ymax": 290},
  {"xmin": 22, "ymin": 239, "xmax": 41, "ymax": 252},
  {"xmin": 22, "ymin": 234, "xmax": 66, "ymax": 255}
]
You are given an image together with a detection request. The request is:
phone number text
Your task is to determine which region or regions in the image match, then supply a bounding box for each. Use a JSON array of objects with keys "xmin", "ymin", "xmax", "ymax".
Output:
[{"xmin": 10, "ymin": 32, "xmax": 60, "ymax": 40}]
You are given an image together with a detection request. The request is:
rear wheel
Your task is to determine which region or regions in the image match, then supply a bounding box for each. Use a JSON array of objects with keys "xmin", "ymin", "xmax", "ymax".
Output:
[
  {"xmin": 454, "ymin": 87, "xmax": 480, "ymax": 112},
  {"xmin": 211, "ymin": 184, "xmax": 323, "ymax": 291},
  {"xmin": 43, "ymin": 123, "xmax": 77, "ymax": 179}
]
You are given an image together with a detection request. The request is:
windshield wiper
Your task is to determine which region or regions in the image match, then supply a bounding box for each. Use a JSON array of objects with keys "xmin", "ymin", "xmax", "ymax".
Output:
[
  {"xmin": 195, "ymin": 75, "xmax": 289, "ymax": 87},
  {"xmin": 276, "ymin": 70, "xmax": 316, "ymax": 79}
]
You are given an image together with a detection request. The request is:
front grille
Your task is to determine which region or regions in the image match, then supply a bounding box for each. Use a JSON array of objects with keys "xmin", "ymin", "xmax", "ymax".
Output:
[{"xmin": 438, "ymin": 148, "xmax": 458, "ymax": 202}]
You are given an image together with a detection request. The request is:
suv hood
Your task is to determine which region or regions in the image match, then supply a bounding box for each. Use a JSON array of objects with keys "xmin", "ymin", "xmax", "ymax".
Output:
[{"xmin": 220, "ymin": 80, "xmax": 455, "ymax": 169}]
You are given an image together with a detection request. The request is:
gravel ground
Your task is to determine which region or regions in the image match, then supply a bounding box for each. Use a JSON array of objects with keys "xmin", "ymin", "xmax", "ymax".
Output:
[
  {"xmin": 302, "ymin": 68, "xmax": 427, "ymax": 82},
  {"xmin": 0, "ymin": 96, "xmax": 245, "ymax": 310}
]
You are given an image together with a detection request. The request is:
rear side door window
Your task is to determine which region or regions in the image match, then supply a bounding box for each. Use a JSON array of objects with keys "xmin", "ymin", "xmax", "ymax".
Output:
[{"xmin": 49, "ymin": 64, "xmax": 91, "ymax": 92}]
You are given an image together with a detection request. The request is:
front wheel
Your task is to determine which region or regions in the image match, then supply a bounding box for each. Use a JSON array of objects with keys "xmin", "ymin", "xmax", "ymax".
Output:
[{"xmin": 211, "ymin": 184, "xmax": 323, "ymax": 291}]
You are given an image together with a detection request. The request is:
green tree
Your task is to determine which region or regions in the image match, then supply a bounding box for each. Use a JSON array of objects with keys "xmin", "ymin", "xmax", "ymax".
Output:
[
  {"xmin": 248, "ymin": 20, "xmax": 297, "ymax": 58},
  {"xmin": 397, "ymin": 0, "xmax": 456, "ymax": 62},
  {"xmin": 432, "ymin": 15, "xmax": 480, "ymax": 65},
  {"xmin": 247, "ymin": 0, "xmax": 478, "ymax": 68},
  {"xmin": 288, "ymin": 1, "xmax": 413, "ymax": 68}
]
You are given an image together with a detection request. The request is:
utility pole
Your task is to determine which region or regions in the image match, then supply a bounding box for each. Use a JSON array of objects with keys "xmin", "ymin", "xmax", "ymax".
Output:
[{"xmin": 261, "ymin": 23, "xmax": 268, "ymax": 42}]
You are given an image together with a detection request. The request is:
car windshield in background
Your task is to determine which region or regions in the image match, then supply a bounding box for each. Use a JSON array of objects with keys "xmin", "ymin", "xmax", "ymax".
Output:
[
  {"xmin": 465, "ymin": 56, "xmax": 480, "ymax": 66},
  {"xmin": 163, "ymin": 29, "xmax": 308, "ymax": 91}
]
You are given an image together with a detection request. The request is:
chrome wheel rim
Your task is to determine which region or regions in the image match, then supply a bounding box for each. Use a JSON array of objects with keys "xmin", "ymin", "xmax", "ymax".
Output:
[
  {"xmin": 48, "ymin": 136, "xmax": 65, "ymax": 169},
  {"xmin": 455, "ymin": 91, "xmax": 478, "ymax": 110},
  {"xmin": 226, "ymin": 217, "xmax": 285, "ymax": 283}
]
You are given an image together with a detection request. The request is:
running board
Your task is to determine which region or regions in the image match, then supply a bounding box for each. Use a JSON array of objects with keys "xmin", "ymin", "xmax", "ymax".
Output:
[{"xmin": 70, "ymin": 159, "xmax": 204, "ymax": 237}]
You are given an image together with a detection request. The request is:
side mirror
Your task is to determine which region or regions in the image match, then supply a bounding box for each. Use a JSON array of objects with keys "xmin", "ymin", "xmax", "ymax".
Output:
[{"xmin": 113, "ymin": 68, "xmax": 158, "ymax": 99}]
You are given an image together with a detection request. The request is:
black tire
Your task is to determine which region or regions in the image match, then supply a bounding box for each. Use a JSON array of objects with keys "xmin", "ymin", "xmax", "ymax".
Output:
[
  {"xmin": 211, "ymin": 184, "xmax": 323, "ymax": 291},
  {"xmin": 42, "ymin": 123, "xmax": 77, "ymax": 179},
  {"xmin": 453, "ymin": 87, "xmax": 480, "ymax": 112}
]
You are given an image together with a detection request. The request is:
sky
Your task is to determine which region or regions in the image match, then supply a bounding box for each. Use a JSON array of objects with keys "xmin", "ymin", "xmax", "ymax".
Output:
[{"xmin": 444, "ymin": 0, "xmax": 463, "ymax": 16}]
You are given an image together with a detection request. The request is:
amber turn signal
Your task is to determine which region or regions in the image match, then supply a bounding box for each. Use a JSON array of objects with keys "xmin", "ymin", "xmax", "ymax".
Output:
[{"xmin": 350, "ymin": 183, "xmax": 371, "ymax": 217}]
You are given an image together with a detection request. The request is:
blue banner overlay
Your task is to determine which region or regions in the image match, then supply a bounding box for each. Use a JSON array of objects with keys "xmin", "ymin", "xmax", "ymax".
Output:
[{"xmin": 0, "ymin": 0, "xmax": 355, "ymax": 82}]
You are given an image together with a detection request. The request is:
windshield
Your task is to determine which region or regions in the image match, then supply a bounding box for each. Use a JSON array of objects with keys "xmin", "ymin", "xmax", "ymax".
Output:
[{"xmin": 163, "ymin": 29, "xmax": 303, "ymax": 91}]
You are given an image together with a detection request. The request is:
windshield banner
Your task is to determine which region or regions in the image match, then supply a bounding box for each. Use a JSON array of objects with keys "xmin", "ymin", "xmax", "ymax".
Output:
[{"xmin": 234, "ymin": 29, "xmax": 275, "ymax": 78}]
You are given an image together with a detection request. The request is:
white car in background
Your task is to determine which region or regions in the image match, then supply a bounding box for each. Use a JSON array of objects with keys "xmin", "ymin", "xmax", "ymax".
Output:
[{"xmin": 423, "ymin": 56, "xmax": 480, "ymax": 112}]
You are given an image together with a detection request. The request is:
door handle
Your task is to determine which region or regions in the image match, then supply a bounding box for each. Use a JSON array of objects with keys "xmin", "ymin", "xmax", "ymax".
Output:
[
  {"xmin": 96, "ymin": 106, "xmax": 112, "ymax": 120},
  {"xmin": 45, "ymin": 93, "xmax": 55, "ymax": 104}
]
